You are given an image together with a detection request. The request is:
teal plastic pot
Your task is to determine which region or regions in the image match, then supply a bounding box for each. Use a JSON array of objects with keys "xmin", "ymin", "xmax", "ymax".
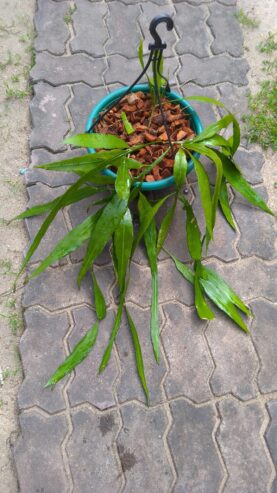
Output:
[{"xmin": 85, "ymin": 84, "xmax": 203, "ymax": 191}]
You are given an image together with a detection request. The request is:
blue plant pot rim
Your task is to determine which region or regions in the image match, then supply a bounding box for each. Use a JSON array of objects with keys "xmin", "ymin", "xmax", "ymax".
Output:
[{"xmin": 85, "ymin": 83, "xmax": 203, "ymax": 191}]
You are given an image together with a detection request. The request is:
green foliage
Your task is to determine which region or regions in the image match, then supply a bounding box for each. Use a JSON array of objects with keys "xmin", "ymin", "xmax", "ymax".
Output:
[
  {"xmin": 121, "ymin": 111, "xmax": 135, "ymax": 135},
  {"xmin": 257, "ymin": 32, "xmax": 277, "ymax": 54},
  {"xmin": 234, "ymin": 8, "xmax": 259, "ymax": 29},
  {"xmin": 64, "ymin": 5, "xmax": 76, "ymax": 24}
]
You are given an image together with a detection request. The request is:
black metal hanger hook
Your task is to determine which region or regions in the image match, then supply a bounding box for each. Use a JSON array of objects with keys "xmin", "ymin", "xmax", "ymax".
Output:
[{"xmin": 149, "ymin": 14, "xmax": 174, "ymax": 50}]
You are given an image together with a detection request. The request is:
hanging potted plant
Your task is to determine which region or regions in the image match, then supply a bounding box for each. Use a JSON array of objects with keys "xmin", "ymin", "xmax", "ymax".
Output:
[{"xmin": 14, "ymin": 16, "xmax": 273, "ymax": 402}]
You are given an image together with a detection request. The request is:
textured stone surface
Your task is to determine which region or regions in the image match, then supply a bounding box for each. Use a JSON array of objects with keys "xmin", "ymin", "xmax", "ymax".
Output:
[
  {"xmin": 234, "ymin": 148, "xmax": 264, "ymax": 185},
  {"xmin": 26, "ymin": 148, "xmax": 79, "ymax": 187},
  {"xmin": 18, "ymin": 308, "xmax": 69, "ymax": 413},
  {"xmin": 218, "ymin": 82, "xmax": 249, "ymax": 123},
  {"xmin": 31, "ymin": 52, "xmax": 106, "ymax": 87},
  {"xmin": 67, "ymin": 306, "xmax": 118, "ymax": 409},
  {"xmin": 107, "ymin": 2, "xmax": 141, "ymax": 58},
  {"xmin": 69, "ymin": 83, "xmax": 107, "ymax": 134},
  {"xmin": 168, "ymin": 400, "xmax": 223, "ymax": 492},
  {"xmin": 67, "ymin": 408, "xmax": 122, "ymax": 492},
  {"xmin": 34, "ymin": 0, "xmax": 70, "ymax": 55},
  {"xmin": 30, "ymin": 82, "xmax": 70, "ymax": 152},
  {"xmin": 266, "ymin": 401, "xmax": 277, "ymax": 493},
  {"xmin": 208, "ymin": 4, "xmax": 244, "ymax": 57},
  {"xmin": 217, "ymin": 398, "xmax": 271, "ymax": 493},
  {"xmin": 181, "ymin": 83, "xmax": 218, "ymax": 127},
  {"xmin": 175, "ymin": 3, "xmax": 211, "ymax": 57},
  {"xmin": 251, "ymin": 300, "xmax": 277, "ymax": 394},
  {"xmin": 14, "ymin": 412, "xmax": 68, "ymax": 493},
  {"xmin": 117, "ymin": 404, "xmax": 173, "ymax": 492},
  {"xmin": 140, "ymin": 3, "xmax": 175, "ymax": 56},
  {"xmin": 179, "ymin": 54, "xmax": 249, "ymax": 86},
  {"xmin": 71, "ymin": 0, "xmax": 108, "ymax": 57},
  {"xmin": 162, "ymin": 303, "xmax": 213, "ymax": 402},
  {"xmin": 206, "ymin": 312, "xmax": 258, "ymax": 400}
]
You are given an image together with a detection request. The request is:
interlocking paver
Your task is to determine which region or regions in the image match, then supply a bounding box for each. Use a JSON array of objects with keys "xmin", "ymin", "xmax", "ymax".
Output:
[
  {"xmin": 217, "ymin": 398, "xmax": 271, "ymax": 493},
  {"xmin": 34, "ymin": 0, "xmax": 70, "ymax": 55},
  {"xmin": 31, "ymin": 51, "xmax": 106, "ymax": 87},
  {"xmin": 179, "ymin": 54, "xmax": 249, "ymax": 86},
  {"xmin": 67, "ymin": 408, "xmax": 122, "ymax": 492},
  {"xmin": 140, "ymin": 3, "xmax": 175, "ymax": 55},
  {"xmin": 69, "ymin": 83, "xmax": 107, "ymax": 134},
  {"xmin": 162, "ymin": 303, "xmax": 213, "ymax": 402},
  {"xmin": 208, "ymin": 3, "xmax": 244, "ymax": 57},
  {"xmin": 107, "ymin": 1, "xmax": 141, "ymax": 58},
  {"xmin": 30, "ymin": 82, "xmax": 70, "ymax": 152},
  {"xmin": 18, "ymin": 308, "xmax": 69, "ymax": 413},
  {"xmin": 206, "ymin": 312, "xmax": 258, "ymax": 400},
  {"xmin": 234, "ymin": 148, "xmax": 264, "ymax": 185},
  {"xmin": 217, "ymin": 82, "xmax": 249, "ymax": 123},
  {"xmin": 67, "ymin": 306, "xmax": 118, "ymax": 409},
  {"xmin": 168, "ymin": 400, "xmax": 223, "ymax": 492},
  {"xmin": 175, "ymin": 3, "xmax": 211, "ymax": 57},
  {"xmin": 71, "ymin": 0, "xmax": 108, "ymax": 58},
  {"xmin": 251, "ymin": 300, "xmax": 277, "ymax": 394},
  {"xmin": 116, "ymin": 303, "xmax": 167, "ymax": 405},
  {"xmin": 27, "ymin": 148, "xmax": 79, "ymax": 187},
  {"xmin": 14, "ymin": 411, "xmax": 68, "ymax": 493},
  {"xmin": 117, "ymin": 403, "xmax": 173, "ymax": 492},
  {"xmin": 266, "ymin": 400, "xmax": 277, "ymax": 493}
]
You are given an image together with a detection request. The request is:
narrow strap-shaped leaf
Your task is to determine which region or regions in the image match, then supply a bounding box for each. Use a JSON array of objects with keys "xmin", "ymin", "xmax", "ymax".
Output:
[
  {"xmin": 173, "ymin": 148, "xmax": 187, "ymax": 190},
  {"xmin": 134, "ymin": 149, "xmax": 170, "ymax": 183},
  {"xmin": 165, "ymin": 250, "xmax": 194, "ymax": 283},
  {"xmin": 194, "ymin": 261, "xmax": 214, "ymax": 320},
  {"xmin": 45, "ymin": 323, "xmax": 99, "ymax": 387},
  {"xmin": 179, "ymin": 196, "xmax": 202, "ymax": 261},
  {"xmin": 30, "ymin": 209, "xmax": 102, "ymax": 279},
  {"xmin": 199, "ymin": 135, "xmax": 232, "ymax": 150},
  {"xmin": 156, "ymin": 199, "xmax": 177, "ymax": 254},
  {"xmin": 37, "ymin": 149, "xmax": 126, "ymax": 174},
  {"xmin": 126, "ymin": 308, "xmax": 149, "ymax": 402},
  {"xmin": 115, "ymin": 160, "xmax": 131, "ymax": 201},
  {"xmin": 216, "ymin": 151, "xmax": 274, "ymax": 215},
  {"xmin": 64, "ymin": 133, "xmax": 128, "ymax": 149},
  {"xmin": 138, "ymin": 38, "xmax": 144, "ymax": 69},
  {"xmin": 219, "ymin": 178, "xmax": 236, "ymax": 231},
  {"xmin": 121, "ymin": 111, "xmax": 135, "ymax": 135},
  {"xmin": 114, "ymin": 208, "xmax": 134, "ymax": 293},
  {"xmin": 189, "ymin": 153, "xmax": 213, "ymax": 237},
  {"xmin": 78, "ymin": 194, "xmax": 128, "ymax": 285},
  {"xmin": 91, "ymin": 269, "xmax": 106, "ymax": 321},
  {"xmin": 183, "ymin": 95, "xmax": 226, "ymax": 108},
  {"xmin": 144, "ymin": 217, "xmax": 159, "ymax": 362},
  {"xmin": 99, "ymin": 295, "xmax": 125, "ymax": 373},
  {"xmin": 193, "ymin": 114, "xmax": 233, "ymax": 143}
]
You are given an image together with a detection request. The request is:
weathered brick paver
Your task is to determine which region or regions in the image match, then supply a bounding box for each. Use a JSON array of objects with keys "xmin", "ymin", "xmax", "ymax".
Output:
[{"xmin": 14, "ymin": 0, "xmax": 276, "ymax": 492}]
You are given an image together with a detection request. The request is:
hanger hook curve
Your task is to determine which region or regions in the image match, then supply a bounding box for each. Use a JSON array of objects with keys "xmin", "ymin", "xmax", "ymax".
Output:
[{"xmin": 149, "ymin": 14, "xmax": 174, "ymax": 49}]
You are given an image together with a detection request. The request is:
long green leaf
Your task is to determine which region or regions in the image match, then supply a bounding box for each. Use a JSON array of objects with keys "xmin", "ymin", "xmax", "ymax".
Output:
[
  {"xmin": 194, "ymin": 261, "xmax": 214, "ymax": 320},
  {"xmin": 78, "ymin": 194, "xmax": 128, "ymax": 285},
  {"xmin": 115, "ymin": 160, "xmax": 131, "ymax": 201},
  {"xmin": 45, "ymin": 323, "xmax": 99, "ymax": 387},
  {"xmin": 179, "ymin": 196, "xmax": 202, "ymax": 261},
  {"xmin": 219, "ymin": 178, "xmax": 236, "ymax": 230},
  {"xmin": 173, "ymin": 148, "xmax": 187, "ymax": 190},
  {"xmin": 126, "ymin": 308, "xmax": 149, "ymax": 401},
  {"xmin": 156, "ymin": 199, "xmax": 176, "ymax": 254},
  {"xmin": 144, "ymin": 218, "xmax": 159, "ymax": 362},
  {"xmin": 114, "ymin": 208, "xmax": 134, "ymax": 293},
  {"xmin": 91, "ymin": 269, "xmax": 106, "ymax": 320},
  {"xmin": 193, "ymin": 114, "xmax": 233, "ymax": 143},
  {"xmin": 65, "ymin": 133, "xmax": 128, "ymax": 149},
  {"xmin": 99, "ymin": 296, "xmax": 124, "ymax": 373},
  {"xmin": 183, "ymin": 95, "xmax": 226, "ymax": 108},
  {"xmin": 138, "ymin": 39, "xmax": 144, "ymax": 69},
  {"xmin": 189, "ymin": 153, "xmax": 213, "ymax": 237},
  {"xmin": 37, "ymin": 150, "xmax": 125, "ymax": 174}
]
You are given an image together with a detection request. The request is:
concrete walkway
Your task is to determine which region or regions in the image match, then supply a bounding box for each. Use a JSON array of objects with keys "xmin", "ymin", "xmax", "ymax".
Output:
[{"xmin": 13, "ymin": 0, "xmax": 276, "ymax": 492}]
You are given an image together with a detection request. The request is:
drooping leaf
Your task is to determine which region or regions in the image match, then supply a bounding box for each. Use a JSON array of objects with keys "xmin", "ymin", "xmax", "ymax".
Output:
[
  {"xmin": 114, "ymin": 208, "xmax": 134, "ymax": 293},
  {"xmin": 173, "ymin": 148, "xmax": 187, "ymax": 190},
  {"xmin": 126, "ymin": 308, "xmax": 149, "ymax": 401},
  {"xmin": 37, "ymin": 149, "xmax": 126, "ymax": 174},
  {"xmin": 156, "ymin": 199, "xmax": 176, "ymax": 254},
  {"xmin": 78, "ymin": 194, "xmax": 128, "ymax": 285},
  {"xmin": 189, "ymin": 153, "xmax": 213, "ymax": 237},
  {"xmin": 193, "ymin": 114, "xmax": 233, "ymax": 143},
  {"xmin": 194, "ymin": 261, "xmax": 214, "ymax": 320},
  {"xmin": 115, "ymin": 160, "xmax": 131, "ymax": 201},
  {"xmin": 45, "ymin": 323, "xmax": 99, "ymax": 387},
  {"xmin": 219, "ymin": 178, "xmax": 236, "ymax": 230},
  {"xmin": 183, "ymin": 95, "xmax": 226, "ymax": 108},
  {"xmin": 121, "ymin": 111, "xmax": 135, "ymax": 135},
  {"xmin": 166, "ymin": 250, "xmax": 194, "ymax": 283},
  {"xmin": 30, "ymin": 209, "xmax": 102, "ymax": 279},
  {"xmin": 179, "ymin": 196, "xmax": 202, "ymax": 261},
  {"xmin": 199, "ymin": 134, "xmax": 232, "ymax": 150},
  {"xmin": 98, "ymin": 296, "xmax": 124, "ymax": 373},
  {"xmin": 64, "ymin": 133, "xmax": 128, "ymax": 149},
  {"xmin": 91, "ymin": 269, "xmax": 106, "ymax": 320}
]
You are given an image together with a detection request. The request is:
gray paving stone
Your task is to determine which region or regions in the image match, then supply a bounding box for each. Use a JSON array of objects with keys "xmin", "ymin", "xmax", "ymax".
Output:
[
  {"xmin": 217, "ymin": 398, "xmax": 271, "ymax": 493},
  {"xmin": 218, "ymin": 82, "xmax": 249, "ymax": 123},
  {"xmin": 18, "ymin": 308, "xmax": 69, "ymax": 413},
  {"xmin": 173, "ymin": 0, "xmax": 211, "ymax": 3},
  {"xmin": 179, "ymin": 54, "xmax": 249, "ymax": 86},
  {"xmin": 30, "ymin": 82, "xmax": 70, "ymax": 152},
  {"xmin": 206, "ymin": 312, "xmax": 258, "ymax": 400},
  {"xmin": 250, "ymin": 300, "xmax": 277, "ymax": 394},
  {"xmin": 117, "ymin": 403, "xmax": 173, "ymax": 492},
  {"xmin": 34, "ymin": 0, "xmax": 70, "ymax": 55},
  {"xmin": 107, "ymin": 2, "xmax": 141, "ymax": 58},
  {"xmin": 116, "ymin": 303, "xmax": 166, "ymax": 405},
  {"xmin": 232, "ymin": 186, "xmax": 276, "ymax": 260},
  {"xmin": 140, "ymin": 3, "xmax": 176, "ymax": 56},
  {"xmin": 168, "ymin": 400, "xmax": 223, "ymax": 493},
  {"xmin": 162, "ymin": 303, "xmax": 213, "ymax": 402},
  {"xmin": 69, "ymin": 83, "xmax": 107, "ymax": 134},
  {"xmin": 175, "ymin": 3, "xmax": 211, "ymax": 58},
  {"xmin": 67, "ymin": 408, "xmax": 122, "ymax": 492},
  {"xmin": 192, "ymin": 185, "xmax": 239, "ymax": 261},
  {"xmin": 205, "ymin": 257, "xmax": 277, "ymax": 302},
  {"xmin": 70, "ymin": 0, "xmax": 108, "ymax": 58},
  {"xmin": 216, "ymin": 0, "xmax": 236, "ymax": 5},
  {"xmin": 127, "ymin": 260, "xmax": 194, "ymax": 307},
  {"xmin": 67, "ymin": 306, "xmax": 117, "ymax": 410},
  {"xmin": 26, "ymin": 148, "xmax": 80, "ymax": 187},
  {"xmin": 14, "ymin": 411, "xmax": 68, "ymax": 493},
  {"xmin": 234, "ymin": 148, "xmax": 264, "ymax": 185},
  {"xmin": 25, "ymin": 183, "xmax": 69, "ymax": 264},
  {"xmin": 31, "ymin": 52, "xmax": 106, "ymax": 87},
  {"xmin": 266, "ymin": 400, "xmax": 277, "ymax": 493},
  {"xmin": 208, "ymin": 3, "xmax": 244, "ymax": 57},
  {"xmin": 181, "ymin": 83, "xmax": 218, "ymax": 127}
]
